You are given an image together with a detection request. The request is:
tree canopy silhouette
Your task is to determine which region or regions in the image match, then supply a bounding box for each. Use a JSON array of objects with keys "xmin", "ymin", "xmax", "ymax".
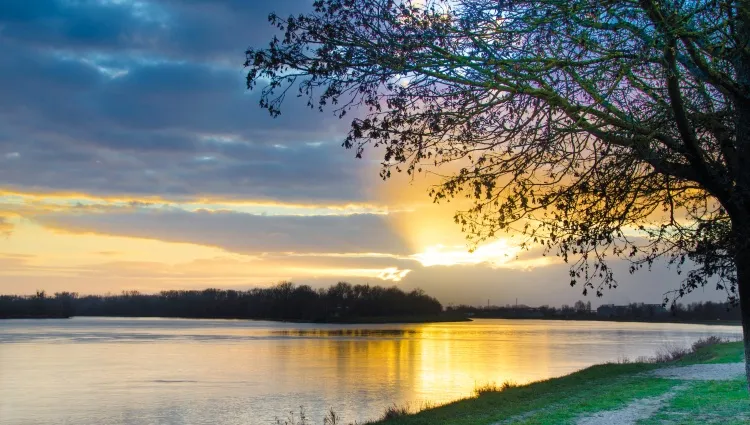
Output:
[
  {"xmin": 244, "ymin": 0, "xmax": 750, "ymax": 383},
  {"xmin": 0, "ymin": 282, "xmax": 443, "ymax": 322}
]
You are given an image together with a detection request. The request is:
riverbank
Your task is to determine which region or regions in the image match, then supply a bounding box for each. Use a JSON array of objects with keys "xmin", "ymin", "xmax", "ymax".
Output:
[
  {"xmin": 462, "ymin": 315, "xmax": 741, "ymax": 326},
  {"xmin": 372, "ymin": 339, "xmax": 748, "ymax": 425},
  {"xmin": 0, "ymin": 313, "xmax": 470, "ymax": 324},
  {"xmin": 4, "ymin": 315, "xmax": 738, "ymax": 326}
]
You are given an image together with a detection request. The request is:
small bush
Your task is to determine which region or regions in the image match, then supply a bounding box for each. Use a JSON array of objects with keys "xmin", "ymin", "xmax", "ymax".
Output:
[
  {"xmin": 652, "ymin": 344, "xmax": 691, "ymax": 363},
  {"xmin": 417, "ymin": 401, "xmax": 438, "ymax": 411},
  {"xmin": 500, "ymin": 380, "xmax": 518, "ymax": 391},
  {"xmin": 473, "ymin": 379, "xmax": 517, "ymax": 396},
  {"xmin": 380, "ymin": 404, "xmax": 410, "ymax": 421},
  {"xmin": 473, "ymin": 382, "xmax": 499, "ymax": 396},
  {"xmin": 648, "ymin": 336, "xmax": 730, "ymax": 363},
  {"xmin": 691, "ymin": 336, "xmax": 726, "ymax": 352},
  {"xmin": 615, "ymin": 355, "xmax": 631, "ymax": 364}
]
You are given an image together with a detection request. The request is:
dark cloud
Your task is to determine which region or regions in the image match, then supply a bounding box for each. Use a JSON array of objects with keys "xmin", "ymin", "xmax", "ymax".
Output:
[
  {"xmin": 34, "ymin": 209, "xmax": 411, "ymax": 255},
  {"xmin": 0, "ymin": 0, "xmax": 312, "ymax": 60},
  {"xmin": 159, "ymin": 0, "xmax": 314, "ymax": 61},
  {"xmin": 0, "ymin": 133, "xmax": 372, "ymax": 201},
  {"xmin": 0, "ymin": 0, "xmax": 366, "ymax": 202},
  {"xmin": 1, "ymin": 0, "xmax": 728, "ymax": 308},
  {"xmin": 0, "ymin": 0, "xmax": 166, "ymax": 51},
  {"xmin": 93, "ymin": 60, "xmax": 343, "ymax": 137},
  {"xmin": 0, "ymin": 42, "xmax": 344, "ymax": 142}
]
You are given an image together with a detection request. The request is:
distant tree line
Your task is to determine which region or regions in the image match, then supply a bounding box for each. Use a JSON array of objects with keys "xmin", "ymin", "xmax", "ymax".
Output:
[
  {"xmin": 447, "ymin": 300, "xmax": 741, "ymax": 323},
  {"xmin": 0, "ymin": 291, "xmax": 77, "ymax": 319},
  {"xmin": 0, "ymin": 282, "xmax": 443, "ymax": 321}
]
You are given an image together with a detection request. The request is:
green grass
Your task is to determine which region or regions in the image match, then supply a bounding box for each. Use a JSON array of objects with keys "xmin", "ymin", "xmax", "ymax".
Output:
[
  {"xmin": 638, "ymin": 379, "xmax": 750, "ymax": 425},
  {"xmin": 370, "ymin": 363, "xmax": 666, "ymax": 425},
  {"xmin": 678, "ymin": 341, "xmax": 745, "ymax": 364},
  {"xmin": 370, "ymin": 341, "xmax": 747, "ymax": 425}
]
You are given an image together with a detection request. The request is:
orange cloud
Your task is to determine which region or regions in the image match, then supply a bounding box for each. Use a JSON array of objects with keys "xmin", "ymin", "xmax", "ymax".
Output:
[
  {"xmin": 0, "ymin": 216, "xmax": 14, "ymax": 236},
  {"xmin": 0, "ymin": 188, "xmax": 395, "ymax": 216}
]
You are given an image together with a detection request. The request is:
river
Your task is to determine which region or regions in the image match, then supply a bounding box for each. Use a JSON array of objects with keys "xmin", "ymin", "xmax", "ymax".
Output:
[{"xmin": 0, "ymin": 317, "xmax": 741, "ymax": 425}]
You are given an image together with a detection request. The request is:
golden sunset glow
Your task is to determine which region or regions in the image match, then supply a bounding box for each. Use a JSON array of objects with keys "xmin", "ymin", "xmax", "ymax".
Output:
[
  {"xmin": 0, "ymin": 184, "xmax": 564, "ymax": 297},
  {"xmin": 412, "ymin": 240, "xmax": 521, "ymax": 267},
  {"xmin": 0, "ymin": 190, "xmax": 392, "ymax": 216},
  {"xmin": 289, "ymin": 266, "xmax": 412, "ymax": 282},
  {"xmin": 1, "ymin": 2, "xmax": 742, "ymax": 425},
  {"xmin": 0, "ymin": 154, "xmax": 575, "ymax": 298},
  {"xmin": 0, "ymin": 13, "xmax": 631, "ymax": 300}
]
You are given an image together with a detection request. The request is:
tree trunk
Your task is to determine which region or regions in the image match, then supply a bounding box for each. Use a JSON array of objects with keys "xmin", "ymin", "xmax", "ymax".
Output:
[
  {"xmin": 737, "ymin": 244, "xmax": 750, "ymax": 390},
  {"xmin": 734, "ymin": 0, "xmax": 750, "ymax": 391}
]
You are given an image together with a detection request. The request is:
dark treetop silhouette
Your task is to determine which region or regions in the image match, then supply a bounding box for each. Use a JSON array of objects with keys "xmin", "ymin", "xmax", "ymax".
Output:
[
  {"xmin": 244, "ymin": 0, "xmax": 750, "ymax": 385},
  {"xmin": 449, "ymin": 300, "xmax": 742, "ymax": 322},
  {"xmin": 0, "ymin": 282, "xmax": 443, "ymax": 322}
]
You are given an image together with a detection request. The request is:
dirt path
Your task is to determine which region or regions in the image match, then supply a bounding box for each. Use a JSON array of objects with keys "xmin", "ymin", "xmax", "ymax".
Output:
[
  {"xmin": 574, "ymin": 385, "xmax": 685, "ymax": 425},
  {"xmin": 649, "ymin": 362, "xmax": 744, "ymax": 380},
  {"xmin": 573, "ymin": 363, "xmax": 744, "ymax": 425}
]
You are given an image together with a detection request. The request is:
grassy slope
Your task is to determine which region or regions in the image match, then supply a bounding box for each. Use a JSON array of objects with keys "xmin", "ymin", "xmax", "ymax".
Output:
[
  {"xmin": 677, "ymin": 341, "xmax": 745, "ymax": 364},
  {"xmin": 373, "ymin": 342, "xmax": 747, "ymax": 425},
  {"xmin": 638, "ymin": 341, "xmax": 749, "ymax": 425}
]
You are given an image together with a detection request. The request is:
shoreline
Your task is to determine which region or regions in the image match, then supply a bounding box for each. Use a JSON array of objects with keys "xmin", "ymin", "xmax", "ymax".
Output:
[
  {"xmin": 0, "ymin": 313, "xmax": 471, "ymax": 324},
  {"xmin": 0, "ymin": 315, "xmax": 72, "ymax": 319},
  {"xmin": 1, "ymin": 314, "xmax": 741, "ymax": 326},
  {"xmin": 367, "ymin": 339, "xmax": 747, "ymax": 424},
  {"xmin": 465, "ymin": 316, "xmax": 742, "ymax": 326}
]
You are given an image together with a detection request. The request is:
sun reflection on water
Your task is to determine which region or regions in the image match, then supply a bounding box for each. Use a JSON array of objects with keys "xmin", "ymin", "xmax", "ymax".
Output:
[{"xmin": 0, "ymin": 318, "xmax": 742, "ymax": 425}]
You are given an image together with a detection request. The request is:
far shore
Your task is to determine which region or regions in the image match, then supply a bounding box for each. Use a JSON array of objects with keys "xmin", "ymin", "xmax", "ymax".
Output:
[
  {"xmin": 465, "ymin": 315, "xmax": 742, "ymax": 326},
  {"xmin": 1, "ymin": 314, "xmax": 742, "ymax": 327},
  {"xmin": 0, "ymin": 315, "xmax": 72, "ymax": 320},
  {"xmin": 0, "ymin": 313, "xmax": 471, "ymax": 324}
]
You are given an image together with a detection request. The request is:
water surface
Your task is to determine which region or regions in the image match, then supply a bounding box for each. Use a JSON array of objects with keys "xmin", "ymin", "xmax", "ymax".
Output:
[{"xmin": 0, "ymin": 317, "xmax": 741, "ymax": 425}]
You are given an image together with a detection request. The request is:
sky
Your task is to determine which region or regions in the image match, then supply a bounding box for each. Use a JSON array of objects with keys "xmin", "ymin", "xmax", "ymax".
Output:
[{"xmin": 0, "ymin": 0, "xmax": 726, "ymax": 307}]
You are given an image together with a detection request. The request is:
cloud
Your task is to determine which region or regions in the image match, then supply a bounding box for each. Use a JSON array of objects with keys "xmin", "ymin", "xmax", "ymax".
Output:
[
  {"xmin": 34, "ymin": 208, "xmax": 412, "ymax": 256},
  {"xmin": 0, "ymin": 190, "xmax": 393, "ymax": 215},
  {"xmin": 0, "ymin": 1, "xmax": 164, "ymax": 51},
  {"xmin": 396, "ymin": 260, "xmax": 729, "ymax": 308},
  {"xmin": 0, "ymin": 255, "xmax": 411, "ymax": 295},
  {"xmin": 0, "ymin": 0, "xmax": 313, "ymax": 61},
  {"xmin": 0, "ymin": 0, "xmax": 730, "ymax": 308},
  {"xmin": 0, "ymin": 203, "xmax": 730, "ymax": 306},
  {"xmin": 0, "ymin": 217, "xmax": 13, "ymax": 236},
  {"xmin": 0, "ymin": 0, "xmax": 365, "ymax": 203}
]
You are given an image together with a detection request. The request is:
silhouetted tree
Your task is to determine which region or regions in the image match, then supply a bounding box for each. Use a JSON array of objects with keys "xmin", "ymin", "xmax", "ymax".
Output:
[
  {"xmin": 574, "ymin": 300, "xmax": 587, "ymax": 313},
  {"xmin": 0, "ymin": 291, "xmax": 76, "ymax": 318},
  {"xmin": 244, "ymin": 0, "xmax": 750, "ymax": 384},
  {"xmin": 448, "ymin": 300, "xmax": 740, "ymax": 321},
  {"xmin": 1, "ymin": 282, "xmax": 443, "ymax": 322}
]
